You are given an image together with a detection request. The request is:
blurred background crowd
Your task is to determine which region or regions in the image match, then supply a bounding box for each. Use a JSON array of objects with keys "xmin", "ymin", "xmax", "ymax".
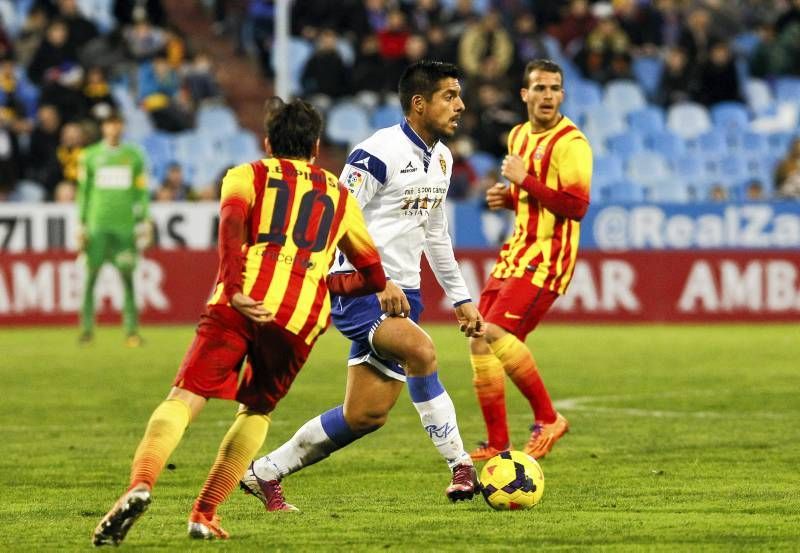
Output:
[{"xmin": 2, "ymin": 0, "xmax": 800, "ymax": 205}]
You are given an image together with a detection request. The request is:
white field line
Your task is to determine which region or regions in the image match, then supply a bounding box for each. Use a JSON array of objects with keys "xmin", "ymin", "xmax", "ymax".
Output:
[{"xmin": 554, "ymin": 396, "xmax": 789, "ymax": 419}]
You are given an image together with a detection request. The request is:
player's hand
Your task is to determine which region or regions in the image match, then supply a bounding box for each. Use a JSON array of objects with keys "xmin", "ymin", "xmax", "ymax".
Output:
[
  {"xmin": 134, "ymin": 220, "xmax": 154, "ymax": 251},
  {"xmin": 76, "ymin": 224, "xmax": 88, "ymax": 251},
  {"xmin": 230, "ymin": 293, "xmax": 274, "ymax": 324},
  {"xmin": 454, "ymin": 302, "xmax": 484, "ymax": 337},
  {"xmin": 486, "ymin": 183, "xmax": 511, "ymax": 211},
  {"xmin": 501, "ymin": 154, "xmax": 528, "ymax": 185},
  {"xmin": 378, "ymin": 280, "xmax": 411, "ymax": 317}
]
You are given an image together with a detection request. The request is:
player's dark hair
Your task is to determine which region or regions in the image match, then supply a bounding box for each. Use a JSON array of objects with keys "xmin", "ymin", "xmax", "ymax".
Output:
[
  {"xmin": 523, "ymin": 59, "xmax": 564, "ymax": 87},
  {"xmin": 265, "ymin": 98, "xmax": 322, "ymax": 159},
  {"xmin": 398, "ymin": 60, "xmax": 461, "ymax": 114}
]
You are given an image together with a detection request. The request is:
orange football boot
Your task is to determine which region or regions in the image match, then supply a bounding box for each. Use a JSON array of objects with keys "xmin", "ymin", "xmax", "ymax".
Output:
[{"xmin": 524, "ymin": 412, "xmax": 569, "ymax": 459}]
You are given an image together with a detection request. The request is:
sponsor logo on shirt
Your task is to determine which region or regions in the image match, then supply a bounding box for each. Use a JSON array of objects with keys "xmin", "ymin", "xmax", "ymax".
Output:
[
  {"xmin": 95, "ymin": 166, "xmax": 133, "ymax": 189},
  {"xmin": 400, "ymin": 161, "xmax": 417, "ymax": 174},
  {"xmin": 534, "ymin": 145, "xmax": 545, "ymax": 161},
  {"xmin": 354, "ymin": 156, "xmax": 371, "ymax": 168},
  {"xmin": 346, "ymin": 169, "xmax": 364, "ymax": 191},
  {"xmin": 439, "ymin": 154, "xmax": 447, "ymax": 175}
]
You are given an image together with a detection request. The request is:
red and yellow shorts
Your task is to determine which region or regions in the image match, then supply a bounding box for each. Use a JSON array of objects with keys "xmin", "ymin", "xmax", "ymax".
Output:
[
  {"xmin": 173, "ymin": 304, "xmax": 312, "ymax": 413},
  {"xmin": 478, "ymin": 276, "xmax": 559, "ymax": 341}
]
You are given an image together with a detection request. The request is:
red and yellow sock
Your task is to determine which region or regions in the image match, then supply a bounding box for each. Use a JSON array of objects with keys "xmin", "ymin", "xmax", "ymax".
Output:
[
  {"xmin": 129, "ymin": 398, "xmax": 191, "ymax": 490},
  {"xmin": 193, "ymin": 410, "xmax": 270, "ymax": 517},
  {"xmin": 470, "ymin": 353, "xmax": 510, "ymax": 449},
  {"xmin": 489, "ymin": 334, "xmax": 557, "ymax": 424}
]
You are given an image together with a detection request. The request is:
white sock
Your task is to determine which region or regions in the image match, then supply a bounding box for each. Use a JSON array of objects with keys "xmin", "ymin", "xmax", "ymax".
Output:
[
  {"xmin": 252, "ymin": 406, "xmax": 359, "ymax": 481},
  {"xmin": 411, "ymin": 389, "xmax": 472, "ymax": 469}
]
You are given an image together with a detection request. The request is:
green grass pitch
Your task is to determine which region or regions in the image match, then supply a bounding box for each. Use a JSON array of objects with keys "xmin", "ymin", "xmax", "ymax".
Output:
[{"xmin": 1, "ymin": 323, "xmax": 798, "ymax": 551}]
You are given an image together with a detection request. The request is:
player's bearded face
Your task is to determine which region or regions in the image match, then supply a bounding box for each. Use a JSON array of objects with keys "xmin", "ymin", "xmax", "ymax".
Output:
[
  {"xmin": 521, "ymin": 70, "xmax": 564, "ymax": 130},
  {"xmin": 424, "ymin": 78, "xmax": 464, "ymax": 139}
]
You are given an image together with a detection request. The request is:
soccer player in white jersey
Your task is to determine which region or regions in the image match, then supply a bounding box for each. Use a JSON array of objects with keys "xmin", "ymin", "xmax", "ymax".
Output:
[{"xmin": 241, "ymin": 60, "xmax": 484, "ymax": 509}]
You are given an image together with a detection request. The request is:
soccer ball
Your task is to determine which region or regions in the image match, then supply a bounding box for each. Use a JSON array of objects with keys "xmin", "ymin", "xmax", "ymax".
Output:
[{"xmin": 479, "ymin": 450, "xmax": 544, "ymax": 510}]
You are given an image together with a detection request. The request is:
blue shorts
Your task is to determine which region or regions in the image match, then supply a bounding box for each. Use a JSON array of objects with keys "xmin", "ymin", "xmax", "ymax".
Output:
[{"xmin": 330, "ymin": 288, "xmax": 423, "ymax": 382}]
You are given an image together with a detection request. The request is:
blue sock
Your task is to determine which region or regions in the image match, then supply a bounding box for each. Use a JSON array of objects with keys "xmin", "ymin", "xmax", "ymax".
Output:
[
  {"xmin": 407, "ymin": 372, "xmax": 445, "ymax": 403},
  {"xmin": 320, "ymin": 405, "xmax": 359, "ymax": 448}
]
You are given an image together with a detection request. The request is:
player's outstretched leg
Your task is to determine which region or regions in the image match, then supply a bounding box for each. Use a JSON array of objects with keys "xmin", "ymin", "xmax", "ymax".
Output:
[
  {"xmin": 92, "ymin": 486, "xmax": 151, "ymax": 547},
  {"xmin": 243, "ymin": 404, "xmax": 366, "ymax": 512}
]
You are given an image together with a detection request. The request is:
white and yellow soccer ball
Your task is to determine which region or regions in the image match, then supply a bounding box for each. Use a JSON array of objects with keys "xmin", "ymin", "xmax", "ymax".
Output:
[{"xmin": 479, "ymin": 450, "xmax": 544, "ymax": 510}]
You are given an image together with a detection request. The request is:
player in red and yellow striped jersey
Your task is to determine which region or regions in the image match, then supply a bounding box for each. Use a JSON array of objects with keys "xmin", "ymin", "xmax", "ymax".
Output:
[
  {"xmin": 93, "ymin": 99, "xmax": 384, "ymax": 547},
  {"xmin": 468, "ymin": 59, "xmax": 593, "ymax": 461}
]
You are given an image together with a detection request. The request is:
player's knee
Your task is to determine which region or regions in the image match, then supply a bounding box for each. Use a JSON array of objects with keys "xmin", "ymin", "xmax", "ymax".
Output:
[
  {"xmin": 404, "ymin": 339, "xmax": 436, "ymax": 375},
  {"xmin": 348, "ymin": 409, "xmax": 389, "ymax": 434}
]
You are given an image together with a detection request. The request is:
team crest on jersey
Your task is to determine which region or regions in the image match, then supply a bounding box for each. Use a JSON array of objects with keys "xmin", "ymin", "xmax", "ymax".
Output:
[
  {"xmin": 346, "ymin": 169, "xmax": 364, "ymax": 190},
  {"xmin": 534, "ymin": 145, "xmax": 545, "ymax": 161},
  {"xmin": 438, "ymin": 154, "xmax": 446, "ymax": 175}
]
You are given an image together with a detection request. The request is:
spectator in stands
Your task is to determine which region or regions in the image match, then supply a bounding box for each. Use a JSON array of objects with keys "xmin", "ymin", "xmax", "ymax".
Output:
[
  {"xmin": 378, "ymin": 8, "xmax": 410, "ymax": 63},
  {"xmin": 470, "ymin": 83, "xmax": 518, "ymax": 157},
  {"xmin": 656, "ymin": 46, "xmax": 695, "ymax": 106},
  {"xmin": 25, "ymin": 104, "xmax": 62, "ymax": 199},
  {"xmin": 775, "ymin": 0, "xmax": 800, "ymax": 34},
  {"xmin": 39, "ymin": 63, "xmax": 90, "ymax": 123},
  {"xmin": 442, "ymin": 0, "xmax": 478, "ymax": 41},
  {"xmin": 82, "ymin": 66, "xmax": 117, "ymax": 120},
  {"xmin": 27, "ymin": 19, "xmax": 78, "ymax": 85},
  {"xmin": 458, "ymin": 10, "xmax": 514, "ymax": 80},
  {"xmin": 0, "ymin": 23, "xmax": 12, "ymax": 60},
  {"xmin": 301, "ymin": 28, "xmax": 350, "ymax": 100},
  {"xmin": 550, "ymin": 0, "xmax": 597, "ymax": 52},
  {"xmin": 655, "ymin": 0, "xmax": 683, "ymax": 48},
  {"xmin": 56, "ymin": 122, "xmax": 85, "ymax": 185},
  {"xmin": 708, "ymin": 183, "xmax": 728, "ymax": 201},
  {"xmin": 0, "ymin": 59, "xmax": 29, "ymax": 122},
  {"xmin": 408, "ymin": 0, "xmax": 442, "ymax": 33},
  {"xmin": 575, "ymin": 6, "xmax": 632, "ymax": 83},
  {"xmin": 57, "ymin": 0, "xmax": 99, "ymax": 52},
  {"xmin": 184, "ymin": 52, "xmax": 221, "ymax": 104},
  {"xmin": 154, "ymin": 162, "xmax": 195, "ymax": 201},
  {"xmin": 0, "ymin": 108, "xmax": 22, "ymax": 200},
  {"xmin": 123, "ymin": 12, "xmax": 167, "ymax": 61},
  {"xmin": 695, "ymin": 41, "xmax": 743, "ymax": 106},
  {"xmin": 404, "ymin": 34, "xmax": 429, "ymax": 65},
  {"xmin": 679, "ymin": 8, "xmax": 717, "ymax": 68},
  {"xmin": 745, "ymin": 179, "xmax": 767, "ymax": 200},
  {"xmin": 352, "ymin": 34, "xmax": 389, "ymax": 96},
  {"xmin": 54, "ymin": 180, "xmax": 76, "ymax": 202},
  {"xmin": 363, "ymin": 0, "xmax": 388, "ymax": 33},
  {"xmin": 614, "ymin": 0, "xmax": 664, "ymax": 55},
  {"xmin": 114, "ymin": 0, "xmax": 166, "ymax": 27},
  {"xmin": 509, "ymin": 13, "xmax": 549, "ymax": 79},
  {"xmin": 14, "ymin": 6, "xmax": 49, "ymax": 68},
  {"xmin": 241, "ymin": 0, "xmax": 274, "ymax": 76},
  {"xmin": 749, "ymin": 21, "xmax": 793, "ymax": 78},
  {"xmin": 775, "ymin": 138, "xmax": 800, "ymax": 199},
  {"xmin": 425, "ymin": 23, "xmax": 457, "ymax": 64}
]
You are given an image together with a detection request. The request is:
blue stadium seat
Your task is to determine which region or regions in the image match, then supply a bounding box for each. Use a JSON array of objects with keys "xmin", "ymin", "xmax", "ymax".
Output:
[
  {"xmin": 734, "ymin": 132, "xmax": 769, "ymax": 155},
  {"xmin": 593, "ymin": 156, "xmax": 625, "ymax": 187},
  {"xmin": 646, "ymin": 130, "xmax": 685, "ymax": 158},
  {"xmin": 689, "ymin": 130, "xmax": 729, "ymax": 158},
  {"xmin": 584, "ymin": 106, "xmax": 627, "ymax": 143},
  {"xmin": 197, "ymin": 105, "xmax": 239, "ymax": 136},
  {"xmin": 673, "ymin": 154, "xmax": 709, "ymax": 183},
  {"xmin": 744, "ymin": 78, "xmax": 773, "ymax": 115},
  {"xmin": 732, "ymin": 31, "xmax": 761, "ymax": 58},
  {"xmin": 597, "ymin": 179, "xmax": 645, "ymax": 203},
  {"xmin": 226, "ymin": 130, "xmax": 264, "ymax": 164},
  {"xmin": 627, "ymin": 151, "xmax": 672, "ymax": 184},
  {"xmin": 78, "ymin": 0, "xmax": 114, "ymax": 33},
  {"xmin": 123, "ymin": 110, "xmax": 154, "ymax": 141},
  {"xmin": 606, "ymin": 133, "xmax": 644, "ymax": 161},
  {"xmin": 774, "ymin": 76, "xmax": 800, "ymax": 104},
  {"xmin": 563, "ymin": 79, "xmax": 602, "ymax": 122},
  {"xmin": 628, "ymin": 106, "xmax": 665, "ymax": 134},
  {"xmin": 648, "ymin": 179, "xmax": 692, "ymax": 203},
  {"xmin": 631, "ymin": 56, "xmax": 663, "ymax": 100},
  {"xmin": 714, "ymin": 155, "xmax": 749, "ymax": 186},
  {"xmin": 467, "ymin": 151, "xmax": 498, "ymax": 178},
  {"xmin": 767, "ymin": 131, "xmax": 795, "ymax": 154},
  {"xmin": 711, "ymin": 101, "xmax": 750, "ymax": 132},
  {"xmin": 667, "ymin": 102, "xmax": 712, "ymax": 139},
  {"xmin": 326, "ymin": 100, "xmax": 372, "ymax": 149},
  {"xmin": 371, "ymin": 103, "xmax": 403, "ymax": 129},
  {"xmin": 603, "ymin": 79, "xmax": 647, "ymax": 116}
]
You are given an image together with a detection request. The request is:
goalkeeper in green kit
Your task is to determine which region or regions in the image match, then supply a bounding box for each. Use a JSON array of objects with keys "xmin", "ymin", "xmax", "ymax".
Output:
[{"xmin": 77, "ymin": 112, "xmax": 151, "ymax": 347}]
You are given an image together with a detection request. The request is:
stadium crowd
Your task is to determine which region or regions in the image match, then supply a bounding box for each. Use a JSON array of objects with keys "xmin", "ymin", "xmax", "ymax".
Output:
[{"xmin": 2, "ymin": 0, "xmax": 800, "ymax": 204}]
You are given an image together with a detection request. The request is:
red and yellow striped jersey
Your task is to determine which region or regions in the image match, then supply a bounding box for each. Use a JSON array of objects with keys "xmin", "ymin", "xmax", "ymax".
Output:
[
  {"xmin": 209, "ymin": 158, "xmax": 380, "ymax": 344},
  {"xmin": 490, "ymin": 115, "xmax": 592, "ymax": 294}
]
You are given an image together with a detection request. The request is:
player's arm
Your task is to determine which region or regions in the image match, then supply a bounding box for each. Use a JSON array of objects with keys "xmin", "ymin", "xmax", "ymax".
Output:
[
  {"xmin": 338, "ymin": 148, "xmax": 388, "ymax": 208},
  {"xmin": 132, "ymin": 149, "xmax": 153, "ymax": 249},
  {"xmin": 423, "ymin": 201, "xmax": 484, "ymax": 337},
  {"xmin": 217, "ymin": 165, "xmax": 271, "ymax": 322},
  {"xmin": 76, "ymin": 151, "xmax": 91, "ymax": 250},
  {"xmin": 327, "ymin": 195, "xmax": 386, "ymax": 296},
  {"xmin": 501, "ymin": 138, "xmax": 592, "ymax": 221}
]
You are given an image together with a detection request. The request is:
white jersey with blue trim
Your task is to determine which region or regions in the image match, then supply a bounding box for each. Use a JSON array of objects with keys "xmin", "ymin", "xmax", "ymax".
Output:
[{"xmin": 333, "ymin": 120, "xmax": 471, "ymax": 306}]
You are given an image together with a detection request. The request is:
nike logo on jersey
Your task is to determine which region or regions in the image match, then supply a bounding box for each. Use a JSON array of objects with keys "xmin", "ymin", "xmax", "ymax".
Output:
[
  {"xmin": 400, "ymin": 161, "xmax": 417, "ymax": 174},
  {"xmin": 503, "ymin": 311, "xmax": 523, "ymax": 320},
  {"xmin": 355, "ymin": 156, "xmax": 370, "ymax": 168}
]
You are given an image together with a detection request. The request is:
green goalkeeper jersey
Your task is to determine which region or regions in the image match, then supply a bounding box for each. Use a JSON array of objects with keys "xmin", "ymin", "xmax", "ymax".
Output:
[{"xmin": 77, "ymin": 141, "xmax": 149, "ymax": 232}]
